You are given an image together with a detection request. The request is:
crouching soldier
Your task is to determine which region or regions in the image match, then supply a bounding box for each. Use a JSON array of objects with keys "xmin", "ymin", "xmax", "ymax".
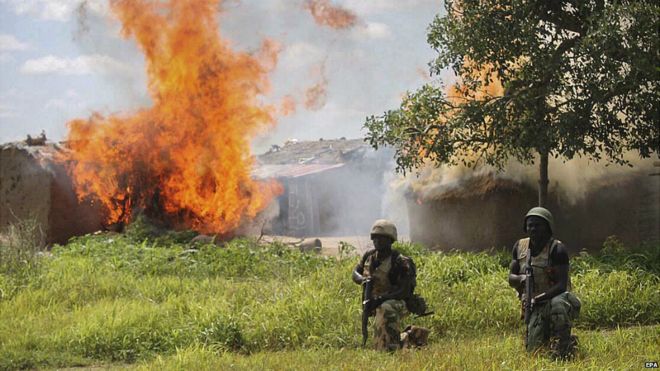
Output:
[
  {"xmin": 508, "ymin": 207, "xmax": 581, "ymax": 359},
  {"xmin": 352, "ymin": 219, "xmax": 415, "ymax": 351}
]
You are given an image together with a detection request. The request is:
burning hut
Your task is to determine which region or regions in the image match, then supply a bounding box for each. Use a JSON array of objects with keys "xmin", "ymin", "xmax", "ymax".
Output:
[
  {"xmin": 0, "ymin": 141, "xmax": 103, "ymax": 245},
  {"xmin": 407, "ymin": 175, "xmax": 536, "ymax": 252},
  {"xmin": 253, "ymin": 138, "xmax": 392, "ymax": 237},
  {"xmin": 407, "ymin": 167, "xmax": 660, "ymax": 252}
]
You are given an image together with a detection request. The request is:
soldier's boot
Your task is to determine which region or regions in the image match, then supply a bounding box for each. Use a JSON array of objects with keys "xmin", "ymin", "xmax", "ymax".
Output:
[{"xmin": 550, "ymin": 328, "xmax": 575, "ymax": 360}]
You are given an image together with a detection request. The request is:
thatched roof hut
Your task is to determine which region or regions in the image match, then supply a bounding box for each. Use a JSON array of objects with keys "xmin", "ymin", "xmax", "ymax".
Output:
[{"xmin": 406, "ymin": 169, "xmax": 659, "ymax": 252}]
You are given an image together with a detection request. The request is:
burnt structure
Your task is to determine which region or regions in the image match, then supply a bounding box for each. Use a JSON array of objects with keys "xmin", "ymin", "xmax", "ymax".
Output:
[
  {"xmin": 407, "ymin": 168, "xmax": 660, "ymax": 252},
  {"xmin": 253, "ymin": 138, "xmax": 392, "ymax": 237},
  {"xmin": 0, "ymin": 141, "xmax": 103, "ymax": 245}
]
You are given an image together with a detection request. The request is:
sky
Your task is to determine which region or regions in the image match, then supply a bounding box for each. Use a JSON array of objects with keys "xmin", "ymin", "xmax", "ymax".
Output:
[{"xmin": 0, "ymin": 0, "xmax": 446, "ymax": 152}]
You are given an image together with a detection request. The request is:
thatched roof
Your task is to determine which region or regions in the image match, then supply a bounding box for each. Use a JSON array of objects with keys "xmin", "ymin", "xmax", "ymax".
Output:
[
  {"xmin": 256, "ymin": 138, "xmax": 369, "ymax": 165},
  {"xmin": 0, "ymin": 141, "xmax": 65, "ymax": 173},
  {"xmin": 413, "ymin": 173, "xmax": 531, "ymax": 202}
]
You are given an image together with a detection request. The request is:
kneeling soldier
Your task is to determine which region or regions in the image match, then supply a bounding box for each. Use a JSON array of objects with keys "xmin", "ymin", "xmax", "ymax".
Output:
[
  {"xmin": 508, "ymin": 207, "xmax": 581, "ymax": 359},
  {"xmin": 352, "ymin": 219, "xmax": 415, "ymax": 351}
]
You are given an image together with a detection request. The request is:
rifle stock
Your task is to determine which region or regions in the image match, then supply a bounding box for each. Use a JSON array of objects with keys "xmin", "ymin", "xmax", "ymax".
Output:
[
  {"xmin": 523, "ymin": 252, "xmax": 534, "ymax": 333},
  {"xmin": 361, "ymin": 279, "xmax": 373, "ymax": 347}
]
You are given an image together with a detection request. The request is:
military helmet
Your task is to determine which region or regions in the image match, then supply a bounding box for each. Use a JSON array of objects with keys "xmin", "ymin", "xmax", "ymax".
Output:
[
  {"xmin": 524, "ymin": 207, "xmax": 554, "ymax": 233},
  {"xmin": 370, "ymin": 219, "xmax": 398, "ymax": 241}
]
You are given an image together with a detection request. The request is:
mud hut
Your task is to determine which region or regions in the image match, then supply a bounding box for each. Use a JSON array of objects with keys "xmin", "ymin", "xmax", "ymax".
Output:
[
  {"xmin": 0, "ymin": 141, "xmax": 104, "ymax": 245},
  {"xmin": 253, "ymin": 138, "xmax": 392, "ymax": 237},
  {"xmin": 407, "ymin": 175, "xmax": 537, "ymax": 252},
  {"xmin": 407, "ymin": 168, "xmax": 660, "ymax": 252}
]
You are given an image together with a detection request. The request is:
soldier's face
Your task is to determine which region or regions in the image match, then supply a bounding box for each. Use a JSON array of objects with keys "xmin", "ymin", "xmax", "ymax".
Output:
[
  {"xmin": 371, "ymin": 234, "xmax": 393, "ymax": 251},
  {"xmin": 526, "ymin": 216, "xmax": 551, "ymax": 241}
]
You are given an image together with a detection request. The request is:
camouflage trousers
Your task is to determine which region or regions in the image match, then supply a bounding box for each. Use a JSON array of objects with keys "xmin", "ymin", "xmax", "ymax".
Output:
[
  {"xmin": 374, "ymin": 299, "xmax": 408, "ymax": 351},
  {"xmin": 526, "ymin": 291, "xmax": 581, "ymax": 353}
]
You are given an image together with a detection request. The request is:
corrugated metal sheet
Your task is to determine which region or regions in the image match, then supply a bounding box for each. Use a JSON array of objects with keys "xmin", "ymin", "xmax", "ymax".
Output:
[{"xmin": 252, "ymin": 163, "xmax": 344, "ymax": 179}]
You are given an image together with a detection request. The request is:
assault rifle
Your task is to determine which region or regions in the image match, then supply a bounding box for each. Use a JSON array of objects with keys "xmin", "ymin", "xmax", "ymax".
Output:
[
  {"xmin": 361, "ymin": 279, "xmax": 386, "ymax": 347},
  {"xmin": 523, "ymin": 251, "xmax": 534, "ymax": 333},
  {"xmin": 361, "ymin": 278, "xmax": 373, "ymax": 347}
]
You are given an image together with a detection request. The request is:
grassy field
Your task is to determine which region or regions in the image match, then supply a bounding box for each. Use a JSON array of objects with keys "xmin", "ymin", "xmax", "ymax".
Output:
[{"xmin": 1, "ymin": 221, "xmax": 658, "ymax": 370}]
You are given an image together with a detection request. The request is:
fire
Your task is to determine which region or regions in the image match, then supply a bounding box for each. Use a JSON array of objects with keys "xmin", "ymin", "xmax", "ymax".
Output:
[
  {"xmin": 63, "ymin": 0, "xmax": 282, "ymax": 235},
  {"xmin": 406, "ymin": 59, "xmax": 505, "ymax": 160},
  {"xmin": 304, "ymin": 0, "xmax": 358, "ymax": 30},
  {"xmin": 447, "ymin": 60, "xmax": 505, "ymax": 101}
]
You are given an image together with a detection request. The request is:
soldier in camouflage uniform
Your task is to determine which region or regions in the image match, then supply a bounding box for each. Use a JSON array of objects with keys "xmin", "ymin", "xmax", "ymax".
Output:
[
  {"xmin": 352, "ymin": 220, "xmax": 414, "ymax": 351},
  {"xmin": 508, "ymin": 207, "xmax": 581, "ymax": 359}
]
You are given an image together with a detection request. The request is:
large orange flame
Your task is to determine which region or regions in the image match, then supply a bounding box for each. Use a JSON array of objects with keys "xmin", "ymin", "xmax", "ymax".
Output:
[{"xmin": 63, "ymin": 0, "xmax": 282, "ymax": 234}]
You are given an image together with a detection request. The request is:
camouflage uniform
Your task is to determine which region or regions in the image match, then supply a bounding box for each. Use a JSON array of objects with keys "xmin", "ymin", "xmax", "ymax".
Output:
[
  {"xmin": 362, "ymin": 252, "xmax": 409, "ymax": 351},
  {"xmin": 517, "ymin": 237, "xmax": 581, "ymax": 353}
]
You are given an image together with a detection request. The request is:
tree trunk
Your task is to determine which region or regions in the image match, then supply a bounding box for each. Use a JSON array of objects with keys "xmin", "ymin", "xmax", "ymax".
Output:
[{"xmin": 538, "ymin": 151, "xmax": 549, "ymax": 207}]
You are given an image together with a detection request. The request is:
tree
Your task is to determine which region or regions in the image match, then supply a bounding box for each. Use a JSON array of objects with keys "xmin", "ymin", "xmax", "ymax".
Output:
[{"xmin": 365, "ymin": 0, "xmax": 659, "ymax": 207}]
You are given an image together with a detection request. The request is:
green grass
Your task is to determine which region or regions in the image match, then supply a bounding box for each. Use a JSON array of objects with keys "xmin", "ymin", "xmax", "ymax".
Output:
[
  {"xmin": 0, "ymin": 229, "xmax": 658, "ymax": 370},
  {"xmin": 134, "ymin": 325, "xmax": 659, "ymax": 371}
]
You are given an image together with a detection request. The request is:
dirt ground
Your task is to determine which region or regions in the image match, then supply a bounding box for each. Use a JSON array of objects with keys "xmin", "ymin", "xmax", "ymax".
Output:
[{"xmin": 258, "ymin": 235, "xmax": 411, "ymax": 257}]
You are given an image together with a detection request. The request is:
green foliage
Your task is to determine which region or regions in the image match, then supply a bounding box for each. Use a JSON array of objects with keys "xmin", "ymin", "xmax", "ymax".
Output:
[
  {"xmin": 135, "ymin": 326, "xmax": 659, "ymax": 370},
  {"xmin": 124, "ymin": 214, "xmax": 199, "ymax": 246},
  {"xmin": 0, "ymin": 235, "xmax": 657, "ymax": 368},
  {"xmin": 0, "ymin": 217, "xmax": 46, "ymax": 275},
  {"xmin": 365, "ymin": 1, "xmax": 658, "ymax": 176},
  {"xmin": 0, "ymin": 217, "xmax": 47, "ymax": 301},
  {"xmin": 393, "ymin": 241, "xmax": 429, "ymax": 259},
  {"xmin": 337, "ymin": 241, "xmax": 356, "ymax": 260},
  {"xmin": 573, "ymin": 237, "xmax": 660, "ymax": 276},
  {"xmin": 63, "ymin": 299, "xmax": 195, "ymax": 362},
  {"xmin": 199, "ymin": 316, "xmax": 245, "ymax": 352},
  {"xmin": 56, "ymin": 233, "xmax": 333, "ymax": 280}
]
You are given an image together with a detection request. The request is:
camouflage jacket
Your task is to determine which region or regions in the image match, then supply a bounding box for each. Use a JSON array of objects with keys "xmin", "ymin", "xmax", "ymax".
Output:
[{"xmin": 355, "ymin": 249, "xmax": 415, "ymax": 300}]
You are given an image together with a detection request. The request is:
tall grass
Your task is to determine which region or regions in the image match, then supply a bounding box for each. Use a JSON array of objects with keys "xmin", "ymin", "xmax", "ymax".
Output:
[
  {"xmin": 135, "ymin": 325, "xmax": 660, "ymax": 371},
  {"xmin": 0, "ymin": 230, "xmax": 657, "ymax": 369},
  {"xmin": 0, "ymin": 217, "xmax": 46, "ymax": 302}
]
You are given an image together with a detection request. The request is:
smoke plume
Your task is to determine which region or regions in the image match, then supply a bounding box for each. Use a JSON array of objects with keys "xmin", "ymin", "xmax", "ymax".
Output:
[
  {"xmin": 304, "ymin": 62, "xmax": 328, "ymax": 110},
  {"xmin": 303, "ymin": 0, "xmax": 358, "ymax": 30}
]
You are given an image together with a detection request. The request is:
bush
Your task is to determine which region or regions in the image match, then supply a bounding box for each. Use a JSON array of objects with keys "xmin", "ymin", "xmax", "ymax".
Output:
[
  {"xmin": 573, "ymin": 237, "xmax": 660, "ymax": 276},
  {"xmin": 124, "ymin": 214, "xmax": 199, "ymax": 246},
  {"xmin": 199, "ymin": 316, "xmax": 245, "ymax": 352}
]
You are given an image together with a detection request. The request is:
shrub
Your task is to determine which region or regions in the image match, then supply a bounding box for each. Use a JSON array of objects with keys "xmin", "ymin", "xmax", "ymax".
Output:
[{"xmin": 199, "ymin": 316, "xmax": 245, "ymax": 352}]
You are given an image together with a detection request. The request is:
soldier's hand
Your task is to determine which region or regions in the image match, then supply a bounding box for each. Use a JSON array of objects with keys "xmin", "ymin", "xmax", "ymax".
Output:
[
  {"xmin": 517, "ymin": 274, "xmax": 527, "ymax": 291},
  {"xmin": 373, "ymin": 295, "xmax": 386, "ymax": 307},
  {"xmin": 352, "ymin": 270, "xmax": 367, "ymax": 285},
  {"xmin": 532, "ymin": 293, "xmax": 546, "ymax": 303}
]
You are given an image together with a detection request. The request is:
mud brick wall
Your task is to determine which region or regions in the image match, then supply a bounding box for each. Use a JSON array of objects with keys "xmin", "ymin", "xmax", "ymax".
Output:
[{"xmin": 1, "ymin": 143, "xmax": 104, "ymax": 245}]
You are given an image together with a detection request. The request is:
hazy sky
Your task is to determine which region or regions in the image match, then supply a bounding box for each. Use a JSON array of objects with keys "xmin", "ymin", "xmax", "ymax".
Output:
[{"xmin": 0, "ymin": 0, "xmax": 445, "ymax": 151}]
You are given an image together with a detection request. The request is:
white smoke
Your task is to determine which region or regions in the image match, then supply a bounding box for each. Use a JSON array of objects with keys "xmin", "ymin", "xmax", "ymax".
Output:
[{"xmin": 404, "ymin": 153, "xmax": 658, "ymax": 204}]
